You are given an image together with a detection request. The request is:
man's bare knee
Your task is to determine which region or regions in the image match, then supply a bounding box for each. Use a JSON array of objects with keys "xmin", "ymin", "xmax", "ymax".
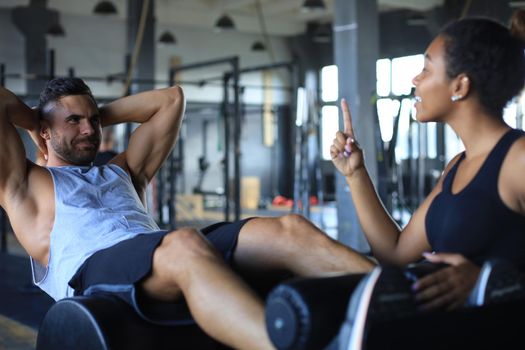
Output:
[
  {"xmin": 141, "ymin": 228, "xmax": 220, "ymax": 301},
  {"xmin": 276, "ymin": 213, "xmax": 326, "ymax": 241},
  {"xmin": 159, "ymin": 228, "xmax": 221, "ymax": 274},
  {"xmin": 278, "ymin": 213, "xmax": 309, "ymax": 231}
]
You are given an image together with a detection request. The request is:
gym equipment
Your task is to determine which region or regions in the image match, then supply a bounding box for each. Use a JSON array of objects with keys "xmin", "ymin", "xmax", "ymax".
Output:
[
  {"xmin": 403, "ymin": 260, "xmax": 449, "ymax": 282},
  {"xmin": 160, "ymin": 57, "xmax": 240, "ymax": 228},
  {"xmin": 339, "ymin": 266, "xmax": 416, "ymax": 350},
  {"xmin": 468, "ymin": 259, "xmax": 525, "ymax": 306},
  {"xmin": 159, "ymin": 59, "xmax": 297, "ymax": 226},
  {"xmin": 292, "ymin": 82, "xmax": 324, "ymax": 223},
  {"xmin": 362, "ymin": 298, "xmax": 525, "ymax": 350},
  {"xmin": 265, "ymin": 274, "xmax": 364, "ymax": 350},
  {"xmin": 36, "ymin": 264, "xmax": 525, "ymax": 350},
  {"xmin": 36, "ymin": 295, "xmax": 228, "ymax": 350},
  {"xmin": 375, "ymin": 90, "xmax": 445, "ymax": 224},
  {"xmin": 265, "ymin": 272, "xmax": 525, "ymax": 350},
  {"xmin": 193, "ymin": 119, "xmax": 214, "ymax": 196}
]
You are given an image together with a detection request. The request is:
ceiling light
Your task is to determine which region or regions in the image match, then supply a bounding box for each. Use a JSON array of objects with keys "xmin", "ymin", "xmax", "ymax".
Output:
[
  {"xmin": 159, "ymin": 31, "xmax": 176, "ymax": 44},
  {"xmin": 47, "ymin": 23, "xmax": 65, "ymax": 37},
  {"xmin": 510, "ymin": 1, "xmax": 525, "ymax": 8},
  {"xmin": 93, "ymin": 1, "xmax": 118, "ymax": 15},
  {"xmin": 312, "ymin": 23, "xmax": 331, "ymax": 43},
  {"xmin": 251, "ymin": 41, "xmax": 265, "ymax": 51},
  {"xmin": 301, "ymin": 0, "xmax": 326, "ymax": 12},
  {"xmin": 406, "ymin": 12, "xmax": 427, "ymax": 26},
  {"xmin": 215, "ymin": 14, "xmax": 235, "ymax": 31}
]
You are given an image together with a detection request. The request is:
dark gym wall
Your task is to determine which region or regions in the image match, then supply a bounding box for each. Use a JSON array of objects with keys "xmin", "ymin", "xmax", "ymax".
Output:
[
  {"xmin": 11, "ymin": 0, "xmax": 60, "ymax": 96},
  {"xmin": 127, "ymin": 0, "xmax": 155, "ymax": 94},
  {"xmin": 381, "ymin": 0, "xmax": 514, "ymax": 59},
  {"xmin": 0, "ymin": 9, "xmax": 24, "ymax": 92},
  {"xmin": 8, "ymin": 1, "xmax": 59, "ymax": 162},
  {"xmin": 379, "ymin": 10, "xmax": 433, "ymax": 58}
]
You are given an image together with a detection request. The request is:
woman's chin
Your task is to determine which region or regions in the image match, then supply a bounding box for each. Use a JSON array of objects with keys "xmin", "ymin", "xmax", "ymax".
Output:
[{"xmin": 414, "ymin": 112, "xmax": 431, "ymax": 123}]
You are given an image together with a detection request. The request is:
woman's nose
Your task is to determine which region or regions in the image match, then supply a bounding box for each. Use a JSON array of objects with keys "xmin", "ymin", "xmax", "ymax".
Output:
[{"xmin": 412, "ymin": 73, "xmax": 420, "ymax": 86}]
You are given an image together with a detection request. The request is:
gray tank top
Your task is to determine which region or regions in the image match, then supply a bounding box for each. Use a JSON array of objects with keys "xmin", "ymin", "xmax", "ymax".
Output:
[{"xmin": 31, "ymin": 164, "xmax": 160, "ymax": 300}]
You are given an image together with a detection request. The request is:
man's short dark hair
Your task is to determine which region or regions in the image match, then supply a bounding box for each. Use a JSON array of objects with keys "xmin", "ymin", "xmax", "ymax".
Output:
[{"xmin": 38, "ymin": 77, "xmax": 97, "ymax": 118}]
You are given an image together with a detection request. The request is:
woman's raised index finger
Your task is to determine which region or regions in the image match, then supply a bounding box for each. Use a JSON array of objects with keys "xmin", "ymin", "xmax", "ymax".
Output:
[{"xmin": 341, "ymin": 98, "xmax": 354, "ymax": 137}]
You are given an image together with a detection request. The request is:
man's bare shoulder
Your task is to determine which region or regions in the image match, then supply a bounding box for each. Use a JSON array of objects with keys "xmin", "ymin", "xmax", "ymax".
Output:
[
  {"xmin": 2, "ymin": 160, "xmax": 49, "ymax": 202},
  {"xmin": 27, "ymin": 160, "xmax": 54, "ymax": 190},
  {"xmin": 4, "ymin": 161, "xmax": 53, "ymax": 220}
]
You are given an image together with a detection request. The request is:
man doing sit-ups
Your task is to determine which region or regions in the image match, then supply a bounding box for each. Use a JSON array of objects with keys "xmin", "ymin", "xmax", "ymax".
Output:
[{"xmin": 0, "ymin": 78, "xmax": 374, "ymax": 349}]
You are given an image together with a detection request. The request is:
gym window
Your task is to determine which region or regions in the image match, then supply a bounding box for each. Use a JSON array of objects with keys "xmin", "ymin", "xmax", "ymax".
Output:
[
  {"xmin": 321, "ymin": 65, "xmax": 338, "ymax": 102},
  {"xmin": 320, "ymin": 65, "xmax": 339, "ymax": 160}
]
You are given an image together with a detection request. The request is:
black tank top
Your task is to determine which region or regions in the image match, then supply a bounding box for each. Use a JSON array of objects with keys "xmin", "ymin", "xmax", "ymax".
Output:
[{"xmin": 425, "ymin": 129, "xmax": 525, "ymax": 270}]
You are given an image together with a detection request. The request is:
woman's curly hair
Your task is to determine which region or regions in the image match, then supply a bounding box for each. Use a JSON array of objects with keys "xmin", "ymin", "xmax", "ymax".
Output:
[{"xmin": 441, "ymin": 17, "xmax": 525, "ymax": 117}]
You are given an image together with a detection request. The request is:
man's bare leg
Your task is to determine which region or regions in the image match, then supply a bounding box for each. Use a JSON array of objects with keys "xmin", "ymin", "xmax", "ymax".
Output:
[
  {"xmin": 234, "ymin": 214, "xmax": 375, "ymax": 276},
  {"xmin": 140, "ymin": 228, "xmax": 273, "ymax": 350},
  {"xmin": 139, "ymin": 215, "xmax": 373, "ymax": 349}
]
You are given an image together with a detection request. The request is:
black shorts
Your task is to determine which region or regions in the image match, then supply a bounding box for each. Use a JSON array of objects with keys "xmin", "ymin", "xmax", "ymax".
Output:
[{"xmin": 68, "ymin": 219, "xmax": 253, "ymax": 325}]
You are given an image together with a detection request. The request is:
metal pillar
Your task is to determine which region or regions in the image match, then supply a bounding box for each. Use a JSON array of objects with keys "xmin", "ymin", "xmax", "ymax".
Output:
[
  {"xmin": 126, "ymin": 0, "xmax": 155, "ymax": 94},
  {"xmin": 333, "ymin": 0, "xmax": 379, "ymax": 252},
  {"xmin": 47, "ymin": 49, "xmax": 55, "ymax": 79},
  {"xmin": 232, "ymin": 61, "xmax": 241, "ymax": 221},
  {"xmin": 223, "ymin": 73, "xmax": 232, "ymax": 221},
  {"xmin": 276, "ymin": 106, "xmax": 294, "ymax": 199}
]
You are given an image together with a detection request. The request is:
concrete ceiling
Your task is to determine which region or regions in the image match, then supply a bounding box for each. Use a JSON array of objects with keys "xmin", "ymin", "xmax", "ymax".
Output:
[
  {"xmin": 1, "ymin": 0, "xmax": 446, "ymax": 36},
  {"xmin": 152, "ymin": 0, "xmax": 445, "ymax": 35},
  {"xmin": 2, "ymin": 0, "xmax": 521, "ymax": 36}
]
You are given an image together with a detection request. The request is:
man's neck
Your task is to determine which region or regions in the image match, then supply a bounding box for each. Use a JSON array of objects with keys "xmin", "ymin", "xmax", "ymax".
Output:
[{"xmin": 46, "ymin": 156, "xmax": 92, "ymax": 168}]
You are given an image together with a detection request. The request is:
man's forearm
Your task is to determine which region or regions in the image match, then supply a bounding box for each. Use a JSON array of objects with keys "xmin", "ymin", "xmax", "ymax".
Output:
[
  {"xmin": 0, "ymin": 87, "xmax": 38, "ymax": 131},
  {"xmin": 99, "ymin": 86, "xmax": 184, "ymax": 127}
]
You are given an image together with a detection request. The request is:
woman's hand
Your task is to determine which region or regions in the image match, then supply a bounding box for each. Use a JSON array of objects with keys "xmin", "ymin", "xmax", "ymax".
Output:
[
  {"xmin": 330, "ymin": 99, "xmax": 365, "ymax": 178},
  {"xmin": 412, "ymin": 252, "xmax": 480, "ymax": 311}
]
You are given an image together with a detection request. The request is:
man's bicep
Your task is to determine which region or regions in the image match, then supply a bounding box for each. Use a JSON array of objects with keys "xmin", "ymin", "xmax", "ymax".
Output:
[
  {"xmin": 125, "ymin": 110, "xmax": 181, "ymax": 183},
  {"xmin": 127, "ymin": 120, "xmax": 179, "ymax": 180}
]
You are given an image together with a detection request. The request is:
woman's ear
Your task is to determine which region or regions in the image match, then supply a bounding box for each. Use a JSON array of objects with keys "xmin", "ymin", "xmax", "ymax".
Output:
[{"xmin": 451, "ymin": 73, "xmax": 471, "ymax": 101}]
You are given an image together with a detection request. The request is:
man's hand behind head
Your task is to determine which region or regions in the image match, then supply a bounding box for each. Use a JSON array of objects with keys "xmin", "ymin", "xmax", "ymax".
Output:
[{"xmin": 29, "ymin": 107, "xmax": 48, "ymax": 166}]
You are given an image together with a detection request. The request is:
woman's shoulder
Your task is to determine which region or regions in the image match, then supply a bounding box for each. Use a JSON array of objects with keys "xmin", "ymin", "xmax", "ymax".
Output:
[
  {"xmin": 500, "ymin": 133, "xmax": 525, "ymax": 213},
  {"xmin": 505, "ymin": 132, "xmax": 525, "ymax": 164}
]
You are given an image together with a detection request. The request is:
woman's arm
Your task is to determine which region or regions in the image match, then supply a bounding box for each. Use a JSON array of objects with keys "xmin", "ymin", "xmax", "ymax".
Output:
[{"xmin": 331, "ymin": 99, "xmax": 459, "ymax": 265}]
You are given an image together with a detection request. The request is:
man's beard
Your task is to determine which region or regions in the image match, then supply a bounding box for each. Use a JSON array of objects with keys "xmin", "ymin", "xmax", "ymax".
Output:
[{"xmin": 50, "ymin": 131, "xmax": 100, "ymax": 165}]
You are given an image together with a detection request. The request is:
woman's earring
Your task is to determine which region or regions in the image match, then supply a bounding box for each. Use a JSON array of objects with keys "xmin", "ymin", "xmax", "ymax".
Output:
[{"xmin": 451, "ymin": 95, "xmax": 462, "ymax": 102}]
